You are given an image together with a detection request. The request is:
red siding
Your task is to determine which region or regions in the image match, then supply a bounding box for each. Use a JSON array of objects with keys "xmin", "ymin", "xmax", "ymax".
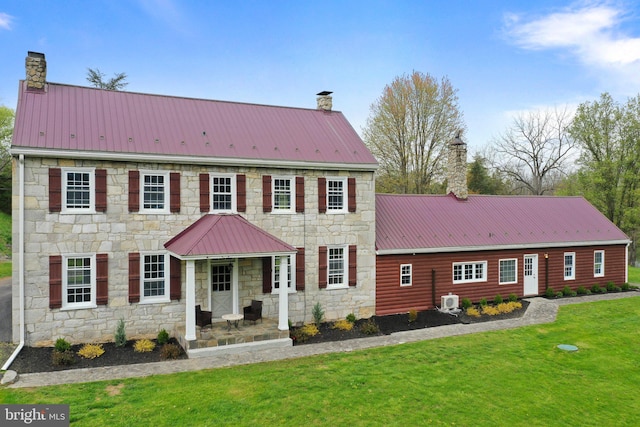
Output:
[{"xmin": 375, "ymin": 244, "xmax": 628, "ymax": 315}]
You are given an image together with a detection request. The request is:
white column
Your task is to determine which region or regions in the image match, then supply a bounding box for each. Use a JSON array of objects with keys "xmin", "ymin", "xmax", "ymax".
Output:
[
  {"xmin": 231, "ymin": 259, "xmax": 239, "ymax": 314},
  {"xmin": 185, "ymin": 259, "xmax": 196, "ymax": 341},
  {"xmin": 278, "ymin": 255, "xmax": 289, "ymax": 331}
]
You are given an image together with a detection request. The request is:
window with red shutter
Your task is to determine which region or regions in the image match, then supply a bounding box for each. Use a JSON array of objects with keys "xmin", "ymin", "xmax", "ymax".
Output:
[
  {"xmin": 262, "ymin": 175, "xmax": 272, "ymax": 212},
  {"xmin": 349, "ymin": 245, "xmax": 357, "ymax": 286},
  {"xmin": 96, "ymin": 253, "xmax": 109, "ymax": 305},
  {"xmin": 296, "ymin": 247, "xmax": 305, "ymax": 291},
  {"xmin": 318, "ymin": 177, "xmax": 327, "ymax": 213},
  {"xmin": 49, "ymin": 168, "xmax": 62, "ymax": 212},
  {"xmin": 49, "ymin": 255, "xmax": 62, "ymax": 308},
  {"xmin": 170, "ymin": 256, "xmax": 181, "ymax": 300},
  {"xmin": 170, "ymin": 172, "xmax": 181, "ymax": 213},
  {"xmin": 237, "ymin": 174, "xmax": 246, "ymax": 212},
  {"xmin": 296, "ymin": 177, "xmax": 305, "ymax": 213},
  {"xmin": 129, "ymin": 253, "xmax": 140, "ymax": 303},
  {"xmin": 348, "ymin": 177, "xmax": 356, "ymax": 213},
  {"xmin": 199, "ymin": 173, "xmax": 210, "ymax": 212},
  {"xmin": 128, "ymin": 170, "xmax": 140, "ymax": 212},
  {"xmin": 95, "ymin": 169, "xmax": 107, "ymax": 212},
  {"xmin": 318, "ymin": 246, "xmax": 327, "ymax": 289}
]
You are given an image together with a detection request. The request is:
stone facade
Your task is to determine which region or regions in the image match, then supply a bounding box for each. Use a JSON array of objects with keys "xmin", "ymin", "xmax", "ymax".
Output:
[
  {"xmin": 25, "ymin": 52, "xmax": 46, "ymax": 90},
  {"xmin": 13, "ymin": 156, "xmax": 376, "ymax": 346}
]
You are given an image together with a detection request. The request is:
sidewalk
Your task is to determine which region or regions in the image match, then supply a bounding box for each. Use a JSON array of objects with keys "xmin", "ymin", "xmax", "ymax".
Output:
[{"xmin": 5, "ymin": 291, "xmax": 639, "ymax": 389}]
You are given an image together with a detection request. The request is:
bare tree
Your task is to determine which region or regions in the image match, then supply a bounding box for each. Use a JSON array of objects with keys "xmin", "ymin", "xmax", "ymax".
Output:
[
  {"xmin": 492, "ymin": 107, "xmax": 576, "ymax": 195},
  {"xmin": 86, "ymin": 68, "xmax": 128, "ymax": 91}
]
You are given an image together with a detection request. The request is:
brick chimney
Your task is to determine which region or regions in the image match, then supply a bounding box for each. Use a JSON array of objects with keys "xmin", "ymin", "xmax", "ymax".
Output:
[
  {"xmin": 25, "ymin": 51, "xmax": 47, "ymax": 91},
  {"xmin": 446, "ymin": 131, "xmax": 468, "ymax": 200},
  {"xmin": 316, "ymin": 91, "xmax": 333, "ymax": 111}
]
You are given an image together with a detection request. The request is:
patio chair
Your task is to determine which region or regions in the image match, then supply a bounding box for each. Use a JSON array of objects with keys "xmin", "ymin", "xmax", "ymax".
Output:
[
  {"xmin": 195, "ymin": 305, "xmax": 212, "ymax": 328},
  {"xmin": 243, "ymin": 300, "xmax": 263, "ymax": 325}
]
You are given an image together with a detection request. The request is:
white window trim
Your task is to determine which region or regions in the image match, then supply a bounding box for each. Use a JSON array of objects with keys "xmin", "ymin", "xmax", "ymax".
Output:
[
  {"xmin": 61, "ymin": 167, "xmax": 95, "ymax": 214},
  {"xmin": 499, "ymin": 258, "xmax": 518, "ymax": 285},
  {"xmin": 61, "ymin": 253, "xmax": 96, "ymax": 310},
  {"xmin": 210, "ymin": 173, "xmax": 237, "ymax": 213},
  {"xmin": 272, "ymin": 255, "xmax": 296, "ymax": 294},
  {"xmin": 272, "ymin": 176, "xmax": 295, "ymax": 214},
  {"xmin": 400, "ymin": 264, "xmax": 412, "ymax": 287},
  {"xmin": 594, "ymin": 250, "xmax": 605, "ymax": 277},
  {"xmin": 564, "ymin": 252, "xmax": 576, "ymax": 280},
  {"xmin": 452, "ymin": 261, "xmax": 487, "ymax": 284},
  {"xmin": 327, "ymin": 245, "xmax": 349, "ymax": 289},
  {"xmin": 326, "ymin": 177, "xmax": 347, "ymax": 214},
  {"xmin": 139, "ymin": 170, "xmax": 170, "ymax": 214},
  {"xmin": 140, "ymin": 252, "xmax": 171, "ymax": 304}
]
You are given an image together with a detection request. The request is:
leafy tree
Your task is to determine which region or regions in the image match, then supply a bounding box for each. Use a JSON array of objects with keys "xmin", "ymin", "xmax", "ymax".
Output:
[
  {"xmin": 0, "ymin": 105, "xmax": 14, "ymax": 214},
  {"xmin": 363, "ymin": 71, "xmax": 465, "ymax": 194},
  {"xmin": 86, "ymin": 68, "xmax": 128, "ymax": 90},
  {"xmin": 467, "ymin": 154, "xmax": 507, "ymax": 195}
]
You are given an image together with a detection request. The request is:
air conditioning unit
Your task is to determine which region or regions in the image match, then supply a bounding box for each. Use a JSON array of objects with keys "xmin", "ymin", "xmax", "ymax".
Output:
[{"xmin": 441, "ymin": 294, "xmax": 459, "ymax": 311}]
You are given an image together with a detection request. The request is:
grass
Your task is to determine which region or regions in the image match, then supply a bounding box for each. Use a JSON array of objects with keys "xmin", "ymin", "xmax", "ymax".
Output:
[
  {"xmin": 0, "ymin": 211, "xmax": 10, "ymax": 258},
  {"xmin": 1, "ymin": 297, "xmax": 639, "ymax": 426},
  {"xmin": 628, "ymin": 265, "xmax": 640, "ymax": 284}
]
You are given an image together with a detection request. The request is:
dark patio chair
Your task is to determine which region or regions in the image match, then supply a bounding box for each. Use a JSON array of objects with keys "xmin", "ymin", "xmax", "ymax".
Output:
[
  {"xmin": 195, "ymin": 305, "xmax": 212, "ymax": 328},
  {"xmin": 243, "ymin": 300, "xmax": 263, "ymax": 325}
]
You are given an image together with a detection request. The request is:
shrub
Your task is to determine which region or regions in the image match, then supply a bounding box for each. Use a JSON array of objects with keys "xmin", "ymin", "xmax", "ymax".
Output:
[
  {"xmin": 312, "ymin": 302, "xmax": 324, "ymax": 325},
  {"xmin": 157, "ymin": 329, "xmax": 170, "ymax": 345},
  {"xmin": 359, "ymin": 318, "xmax": 380, "ymax": 335},
  {"xmin": 54, "ymin": 338, "xmax": 71, "ymax": 353},
  {"xmin": 555, "ymin": 291, "xmax": 563, "ymax": 298},
  {"xmin": 576, "ymin": 286, "xmax": 588, "ymax": 295},
  {"xmin": 461, "ymin": 298, "xmax": 472, "ymax": 309},
  {"xmin": 294, "ymin": 323, "xmax": 320, "ymax": 342},
  {"xmin": 332, "ymin": 319, "xmax": 354, "ymax": 331},
  {"xmin": 78, "ymin": 343, "xmax": 105, "ymax": 359},
  {"xmin": 545, "ymin": 287, "xmax": 555, "ymax": 298},
  {"xmin": 621, "ymin": 282, "xmax": 630, "ymax": 291},
  {"xmin": 466, "ymin": 307, "xmax": 481, "ymax": 317},
  {"xmin": 407, "ymin": 309, "xmax": 418, "ymax": 323},
  {"xmin": 160, "ymin": 343, "xmax": 183, "ymax": 360},
  {"xmin": 346, "ymin": 313, "xmax": 357, "ymax": 323},
  {"xmin": 134, "ymin": 339, "xmax": 156, "ymax": 353},
  {"xmin": 606, "ymin": 281, "xmax": 616, "ymax": 292},
  {"xmin": 52, "ymin": 350, "xmax": 75, "ymax": 366},
  {"xmin": 481, "ymin": 305, "xmax": 499, "ymax": 316},
  {"xmin": 497, "ymin": 301, "xmax": 522, "ymax": 314},
  {"xmin": 479, "ymin": 298, "xmax": 488, "ymax": 306},
  {"xmin": 115, "ymin": 318, "xmax": 127, "ymax": 347},
  {"xmin": 591, "ymin": 284, "xmax": 602, "ymax": 294},
  {"xmin": 508, "ymin": 293, "xmax": 518, "ymax": 302},
  {"xmin": 562, "ymin": 286, "xmax": 573, "ymax": 296},
  {"xmin": 493, "ymin": 294, "xmax": 503, "ymax": 305}
]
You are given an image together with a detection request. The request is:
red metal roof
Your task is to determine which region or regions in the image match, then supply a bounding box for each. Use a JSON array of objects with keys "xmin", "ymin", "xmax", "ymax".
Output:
[
  {"xmin": 164, "ymin": 214, "xmax": 296, "ymax": 258},
  {"xmin": 376, "ymin": 193, "xmax": 630, "ymax": 254},
  {"xmin": 12, "ymin": 81, "xmax": 377, "ymax": 168}
]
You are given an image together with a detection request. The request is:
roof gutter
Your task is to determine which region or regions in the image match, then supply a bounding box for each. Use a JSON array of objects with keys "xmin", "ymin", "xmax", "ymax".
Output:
[
  {"xmin": 2, "ymin": 154, "xmax": 25, "ymax": 371},
  {"xmin": 167, "ymin": 250, "xmax": 297, "ymax": 261}
]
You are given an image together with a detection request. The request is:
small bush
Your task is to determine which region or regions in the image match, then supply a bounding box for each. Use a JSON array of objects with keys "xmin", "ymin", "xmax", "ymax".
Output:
[
  {"xmin": 562, "ymin": 286, "xmax": 573, "ymax": 296},
  {"xmin": 461, "ymin": 298, "xmax": 472, "ymax": 309},
  {"xmin": 332, "ymin": 319, "xmax": 354, "ymax": 331},
  {"xmin": 77, "ymin": 343, "xmax": 105, "ymax": 359},
  {"xmin": 293, "ymin": 323, "xmax": 320, "ymax": 342},
  {"xmin": 497, "ymin": 301, "xmax": 522, "ymax": 314},
  {"xmin": 54, "ymin": 338, "xmax": 71, "ymax": 353},
  {"xmin": 115, "ymin": 318, "xmax": 127, "ymax": 348},
  {"xmin": 160, "ymin": 343, "xmax": 182, "ymax": 360},
  {"xmin": 481, "ymin": 305, "xmax": 499, "ymax": 316},
  {"xmin": 591, "ymin": 284, "xmax": 602, "ymax": 294},
  {"xmin": 545, "ymin": 287, "xmax": 556, "ymax": 298},
  {"xmin": 479, "ymin": 298, "xmax": 488, "ymax": 306},
  {"xmin": 606, "ymin": 281, "xmax": 616, "ymax": 291},
  {"xmin": 157, "ymin": 329, "xmax": 170, "ymax": 345},
  {"xmin": 312, "ymin": 302, "xmax": 324, "ymax": 325},
  {"xmin": 621, "ymin": 282, "xmax": 630, "ymax": 291},
  {"xmin": 508, "ymin": 293, "xmax": 518, "ymax": 302},
  {"xmin": 555, "ymin": 291, "xmax": 563, "ymax": 298},
  {"xmin": 407, "ymin": 309, "xmax": 418, "ymax": 323},
  {"xmin": 134, "ymin": 339, "xmax": 156, "ymax": 353},
  {"xmin": 359, "ymin": 318, "xmax": 380, "ymax": 335},
  {"xmin": 52, "ymin": 350, "xmax": 75, "ymax": 366},
  {"xmin": 466, "ymin": 307, "xmax": 481, "ymax": 317},
  {"xmin": 346, "ymin": 313, "xmax": 357, "ymax": 323},
  {"xmin": 576, "ymin": 286, "xmax": 588, "ymax": 295},
  {"xmin": 494, "ymin": 294, "xmax": 503, "ymax": 305}
]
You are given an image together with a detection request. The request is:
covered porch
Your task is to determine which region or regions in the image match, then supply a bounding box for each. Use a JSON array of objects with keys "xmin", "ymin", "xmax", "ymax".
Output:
[{"xmin": 165, "ymin": 214, "xmax": 296, "ymax": 357}]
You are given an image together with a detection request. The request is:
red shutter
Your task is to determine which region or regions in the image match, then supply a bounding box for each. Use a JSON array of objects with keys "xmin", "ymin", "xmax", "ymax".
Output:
[
  {"xmin": 128, "ymin": 170, "xmax": 139, "ymax": 212},
  {"xmin": 49, "ymin": 255, "xmax": 62, "ymax": 309},
  {"xmin": 49, "ymin": 168, "xmax": 62, "ymax": 212},
  {"xmin": 262, "ymin": 257, "xmax": 272, "ymax": 293},
  {"xmin": 170, "ymin": 172, "xmax": 181, "ymax": 213},
  {"xmin": 237, "ymin": 174, "xmax": 246, "ymax": 212},
  {"xmin": 296, "ymin": 177, "xmax": 305, "ymax": 213},
  {"xmin": 319, "ymin": 246, "xmax": 327, "ymax": 289},
  {"xmin": 348, "ymin": 177, "xmax": 356, "ymax": 213},
  {"xmin": 318, "ymin": 177, "xmax": 327, "ymax": 213},
  {"xmin": 199, "ymin": 173, "xmax": 210, "ymax": 212},
  {"xmin": 349, "ymin": 245, "xmax": 357, "ymax": 287},
  {"xmin": 129, "ymin": 253, "xmax": 140, "ymax": 303},
  {"xmin": 95, "ymin": 169, "xmax": 107, "ymax": 212},
  {"xmin": 296, "ymin": 247, "xmax": 305, "ymax": 291},
  {"xmin": 262, "ymin": 175, "xmax": 272, "ymax": 212},
  {"xmin": 96, "ymin": 253, "xmax": 108, "ymax": 305},
  {"xmin": 170, "ymin": 256, "xmax": 181, "ymax": 300}
]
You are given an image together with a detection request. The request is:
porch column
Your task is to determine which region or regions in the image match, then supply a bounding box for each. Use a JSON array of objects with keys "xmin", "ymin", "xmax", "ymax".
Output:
[
  {"xmin": 185, "ymin": 259, "xmax": 196, "ymax": 341},
  {"xmin": 278, "ymin": 255, "xmax": 289, "ymax": 330}
]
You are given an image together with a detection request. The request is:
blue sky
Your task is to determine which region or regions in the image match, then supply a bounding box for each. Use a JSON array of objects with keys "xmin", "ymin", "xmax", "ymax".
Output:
[{"xmin": 1, "ymin": 0, "xmax": 640, "ymax": 152}]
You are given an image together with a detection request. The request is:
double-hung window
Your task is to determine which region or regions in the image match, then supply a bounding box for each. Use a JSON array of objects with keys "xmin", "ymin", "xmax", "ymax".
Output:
[
  {"xmin": 63, "ymin": 254, "xmax": 95, "ymax": 309},
  {"xmin": 273, "ymin": 255, "xmax": 295, "ymax": 292},
  {"xmin": 141, "ymin": 171, "xmax": 169, "ymax": 213},
  {"xmin": 400, "ymin": 264, "xmax": 412, "ymax": 286},
  {"xmin": 499, "ymin": 258, "xmax": 518, "ymax": 284},
  {"xmin": 63, "ymin": 168, "xmax": 94, "ymax": 212},
  {"xmin": 328, "ymin": 246, "xmax": 346, "ymax": 287},
  {"xmin": 327, "ymin": 178, "xmax": 347, "ymax": 213},
  {"xmin": 564, "ymin": 252, "xmax": 576, "ymax": 280},
  {"xmin": 594, "ymin": 250, "xmax": 604, "ymax": 277},
  {"xmin": 452, "ymin": 261, "xmax": 487, "ymax": 284},
  {"xmin": 141, "ymin": 253, "xmax": 169, "ymax": 303},
  {"xmin": 211, "ymin": 174, "xmax": 236, "ymax": 212},
  {"xmin": 273, "ymin": 177, "xmax": 294, "ymax": 212}
]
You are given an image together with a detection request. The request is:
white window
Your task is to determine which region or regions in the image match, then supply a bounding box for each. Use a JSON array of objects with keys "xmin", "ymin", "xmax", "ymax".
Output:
[
  {"xmin": 63, "ymin": 254, "xmax": 96, "ymax": 309},
  {"xmin": 400, "ymin": 264, "xmax": 412, "ymax": 286},
  {"xmin": 328, "ymin": 246, "xmax": 347, "ymax": 288},
  {"xmin": 141, "ymin": 171, "xmax": 169, "ymax": 213},
  {"xmin": 273, "ymin": 177, "xmax": 294, "ymax": 213},
  {"xmin": 594, "ymin": 250, "xmax": 604, "ymax": 277},
  {"xmin": 62, "ymin": 168, "xmax": 94, "ymax": 212},
  {"xmin": 141, "ymin": 253, "xmax": 170, "ymax": 303},
  {"xmin": 452, "ymin": 261, "xmax": 487, "ymax": 284},
  {"xmin": 564, "ymin": 252, "xmax": 576, "ymax": 280},
  {"xmin": 273, "ymin": 255, "xmax": 295, "ymax": 293},
  {"xmin": 327, "ymin": 177, "xmax": 347, "ymax": 213},
  {"xmin": 499, "ymin": 258, "xmax": 518, "ymax": 284},
  {"xmin": 211, "ymin": 174, "xmax": 236, "ymax": 213}
]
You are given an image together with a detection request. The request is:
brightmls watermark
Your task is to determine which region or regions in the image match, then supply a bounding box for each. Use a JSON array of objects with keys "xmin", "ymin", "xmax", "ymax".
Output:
[{"xmin": 1, "ymin": 405, "xmax": 69, "ymax": 426}]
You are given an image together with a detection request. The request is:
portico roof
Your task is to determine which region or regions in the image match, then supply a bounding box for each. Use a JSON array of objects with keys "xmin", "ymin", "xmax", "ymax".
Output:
[{"xmin": 165, "ymin": 214, "xmax": 296, "ymax": 259}]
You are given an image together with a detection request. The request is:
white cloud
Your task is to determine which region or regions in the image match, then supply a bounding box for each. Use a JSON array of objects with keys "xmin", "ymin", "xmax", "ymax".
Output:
[{"xmin": 0, "ymin": 12, "xmax": 14, "ymax": 30}]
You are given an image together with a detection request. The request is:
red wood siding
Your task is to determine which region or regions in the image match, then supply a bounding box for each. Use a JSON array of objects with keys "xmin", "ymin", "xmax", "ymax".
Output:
[{"xmin": 375, "ymin": 244, "xmax": 628, "ymax": 315}]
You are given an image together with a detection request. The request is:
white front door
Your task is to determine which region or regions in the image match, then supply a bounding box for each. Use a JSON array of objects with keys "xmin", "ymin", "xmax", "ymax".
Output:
[
  {"xmin": 211, "ymin": 263, "xmax": 233, "ymax": 318},
  {"xmin": 523, "ymin": 254, "xmax": 539, "ymax": 296}
]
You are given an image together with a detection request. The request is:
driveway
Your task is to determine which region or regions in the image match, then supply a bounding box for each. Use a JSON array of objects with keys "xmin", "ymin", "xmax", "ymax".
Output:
[{"xmin": 0, "ymin": 277, "xmax": 11, "ymax": 342}]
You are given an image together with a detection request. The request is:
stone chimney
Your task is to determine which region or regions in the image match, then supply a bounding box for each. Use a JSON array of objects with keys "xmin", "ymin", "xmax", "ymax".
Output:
[
  {"xmin": 25, "ymin": 51, "xmax": 47, "ymax": 91},
  {"xmin": 316, "ymin": 91, "xmax": 333, "ymax": 111},
  {"xmin": 446, "ymin": 131, "xmax": 468, "ymax": 200}
]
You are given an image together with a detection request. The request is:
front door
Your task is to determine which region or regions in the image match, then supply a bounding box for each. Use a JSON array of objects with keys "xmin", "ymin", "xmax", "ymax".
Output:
[
  {"xmin": 211, "ymin": 263, "xmax": 233, "ymax": 318},
  {"xmin": 523, "ymin": 254, "xmax": 538, "ymax": 296}
]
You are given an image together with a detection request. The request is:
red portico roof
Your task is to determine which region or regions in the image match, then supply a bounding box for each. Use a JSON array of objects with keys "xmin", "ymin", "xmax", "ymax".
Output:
[{"xmin": 165, "ymin": 214, "xmax": 296, "ymax": 258}]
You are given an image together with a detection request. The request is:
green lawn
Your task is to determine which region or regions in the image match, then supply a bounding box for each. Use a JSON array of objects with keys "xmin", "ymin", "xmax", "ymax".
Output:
[
  {"xmin": 628, "ymin": 265, "xmax": 640, "ymax": 284},
  {"xmin": 1, "ymin": 297, "xmax": 639, "ymax": 426}
]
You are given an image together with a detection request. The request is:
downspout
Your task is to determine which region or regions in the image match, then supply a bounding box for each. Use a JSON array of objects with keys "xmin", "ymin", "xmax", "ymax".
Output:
[{"xmin": 2, "ymin": 154, "xmax": 25, "ymax": 370}]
